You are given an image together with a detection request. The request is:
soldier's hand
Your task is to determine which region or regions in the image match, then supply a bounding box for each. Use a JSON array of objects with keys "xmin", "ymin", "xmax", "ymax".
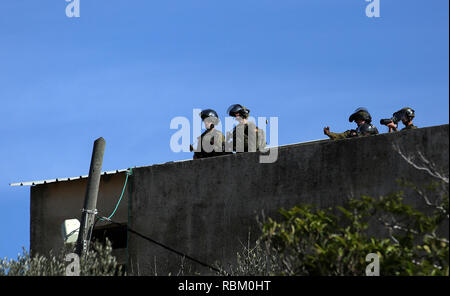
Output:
[
  {"xmin": 323, "ymin": 126, "xmax": 330, "ymax": 135},
  {"xmin": 386, "ymin": 122, "xmax": 397, "ymax": 132}
]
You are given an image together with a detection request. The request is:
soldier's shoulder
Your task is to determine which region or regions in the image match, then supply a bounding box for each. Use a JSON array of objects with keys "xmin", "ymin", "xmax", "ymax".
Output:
[
  {"xmin": 210, "ymin": 129, "xmax": 224, "ymax": 137},
  {"xmin": 370, "ymin": 123, "xmax": 379, "ymax": 134},
  {"xmin": 402, "ymin": 125, "xmax": 418, "ymax": 130}
]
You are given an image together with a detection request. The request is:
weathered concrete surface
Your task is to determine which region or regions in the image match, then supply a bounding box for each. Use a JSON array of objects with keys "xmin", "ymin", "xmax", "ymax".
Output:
[
  {"xmin": 128, "ymin": 125, "xmax": 449, "ymax": 275},
  {"xmin": 30, "ymin": 173, "xmax": 128, "ymax": 258},
  {"xmin": 28, "ymin": 125, "xmax": 448, "ymax": 275}
]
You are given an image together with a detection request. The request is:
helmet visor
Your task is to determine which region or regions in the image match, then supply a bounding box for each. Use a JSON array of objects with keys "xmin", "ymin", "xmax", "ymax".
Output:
[
  {"xmin": 227, "ymin": 104, "xmax": 243, "ymax": 116},
  {"xmin": 200, "ymin": 109, "xmax": 219, "ymax": 124},
  {"xmin": 394, "ymin": 108, "xmax": 414, "ymax": 121},
  {"xmin": 349, "ymin": 107, "xmax": 370, "ymax": 123}
]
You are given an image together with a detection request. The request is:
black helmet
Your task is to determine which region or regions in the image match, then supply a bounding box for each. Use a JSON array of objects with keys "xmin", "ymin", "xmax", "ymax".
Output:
[
  {"xmin": 397, "ymin": 107, "xmax": 415, "ymax": 121},
  {"xmin": 357, "ymin": 123, "xmax": 379, "ymax": 136},
  {"xmin": 349, "ymin": 107, "xmax": 372, "ymax": 123},
  {"xmin": 199, "ymin": 109, "xmax": 219, "ymax": 125},
  {"xmin": 227, "ymin": 104, "xmax": 250, "ymax": 119}
]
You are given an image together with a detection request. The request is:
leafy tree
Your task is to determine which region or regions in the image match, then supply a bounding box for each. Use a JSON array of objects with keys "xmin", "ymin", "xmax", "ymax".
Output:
[
  {"xmin": 224, "ymin": 146, "xmax": 449, "ymax": 276},
  {"xmin": 225, "ymin": 190, "xmax": 448, "ymax": 276}
]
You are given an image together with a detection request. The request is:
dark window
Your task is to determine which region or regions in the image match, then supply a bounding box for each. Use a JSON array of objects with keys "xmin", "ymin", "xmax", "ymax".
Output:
[{"xmin": 91, "ymin": 224, "xmax": 127, "ymax": 249}]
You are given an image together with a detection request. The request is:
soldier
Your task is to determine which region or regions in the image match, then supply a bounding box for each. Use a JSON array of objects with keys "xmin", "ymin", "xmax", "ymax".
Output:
[
  {"xmin": 385, "ymin": 107, "xmax": 417, "ymax": 132},
  {"xmin": 226, "ymin": 104, "xmax": 266, "ymax": 153},
  {"xmin": 191, "ymin": 109, "xmax": 228, "ymax": 159},
  {"xmin": 323, "ymin": 107, "xmax": 379, "ymax": 140}
]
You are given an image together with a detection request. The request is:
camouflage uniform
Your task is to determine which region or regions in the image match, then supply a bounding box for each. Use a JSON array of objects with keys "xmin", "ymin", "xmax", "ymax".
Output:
[
  {"xmin": 326, "ymin": 123, "xmax": 378, "ymax": 140},
  {"xmin": 193, "ymin": 129, "xmax": 228, "ymax": 159},
  {"xmin": 401, "ymin": 124, "xmax": 418, "ymax": 131},
  {"xmin": 326, "ymin": 130, "xmax": 358, "ymax": 140},
  {"xmin": 230, "ymin": 121, "xmax": 266, "ymax": 152}
]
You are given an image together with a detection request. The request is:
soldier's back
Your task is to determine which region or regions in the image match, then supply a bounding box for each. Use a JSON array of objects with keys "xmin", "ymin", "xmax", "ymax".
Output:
[{"xmin": 194, "ymin": 129, "xmax": 227, "ymax": 159}]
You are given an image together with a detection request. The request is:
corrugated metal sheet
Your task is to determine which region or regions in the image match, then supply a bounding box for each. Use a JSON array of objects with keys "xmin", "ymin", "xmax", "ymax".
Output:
[
  {"xmin": 9, "ymin": 158, "xmax": 194, "ymax": 187},
  {"xmin": 9, "ymin": 169, "xmax": 130, "ymax": 187},
  {"xmin": 9, "ymin": 140, "xmax": 324, "ymax": 187}
]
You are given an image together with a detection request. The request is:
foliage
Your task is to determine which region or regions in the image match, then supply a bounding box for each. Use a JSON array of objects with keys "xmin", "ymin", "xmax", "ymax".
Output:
[
  {"xmin": 0, "ymin": 239, "xmax": 125, "ymax": 276},
  {"xmin": 227, "ymin": 190, "xmax": 449, "ymax": 276},
  {"xmin": 216, "ymin": 232, "xmax": 284, "ymax": 276}
]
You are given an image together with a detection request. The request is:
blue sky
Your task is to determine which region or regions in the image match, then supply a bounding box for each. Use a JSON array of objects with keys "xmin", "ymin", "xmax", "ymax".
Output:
[{"xmin": 0, "ymin": 0, "xmax": 448, "ymax": 260}]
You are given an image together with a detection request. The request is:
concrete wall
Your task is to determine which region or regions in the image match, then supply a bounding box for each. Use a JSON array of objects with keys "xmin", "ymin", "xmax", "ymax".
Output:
[
  {"xmin": 127, "ymin": 125, "xmax": 449, "ymax": 275},
  {"xmin": 30, "ymin": 172, "xmax": 129, "ymax": 258},
  {"xmin": 29, "ymin": 125, "xmax": 449, "ymax": 275}
]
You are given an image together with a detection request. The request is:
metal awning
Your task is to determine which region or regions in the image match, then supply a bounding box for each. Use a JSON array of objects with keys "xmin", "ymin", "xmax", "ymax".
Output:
[
  {"xmin": 9, "ymin": 169, "xmax": 130, "ymax": 187},
  {"xmin": 8, "ymin": 158, "xmax": 193, "ymax": 187},
  {"xmin": 9, "ymin": 139, "xmax": 325, "ymax": 187}
]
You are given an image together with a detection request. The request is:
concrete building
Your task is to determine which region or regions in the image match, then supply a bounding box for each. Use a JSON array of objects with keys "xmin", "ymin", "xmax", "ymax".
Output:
[{"xmin": 11, "ymin": 124, "xmax": 449, "ymax": 275}]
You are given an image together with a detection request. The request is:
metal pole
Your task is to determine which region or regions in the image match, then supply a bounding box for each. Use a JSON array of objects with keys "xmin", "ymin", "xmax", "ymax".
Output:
[{"xmin": 75, "ymin": 137, "xmax": 106, "ymax": 257}]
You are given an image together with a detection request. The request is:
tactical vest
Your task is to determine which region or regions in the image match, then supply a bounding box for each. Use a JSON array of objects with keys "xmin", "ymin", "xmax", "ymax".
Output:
[{"xmin": 232, "ymin": 122, "xmax": 266, "ymax": 152}]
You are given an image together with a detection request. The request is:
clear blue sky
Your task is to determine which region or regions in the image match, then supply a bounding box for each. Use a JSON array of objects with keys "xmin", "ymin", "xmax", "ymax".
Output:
[{"xmin": 1, "ymin": 0, "xmax": 448, "ymax": 260}]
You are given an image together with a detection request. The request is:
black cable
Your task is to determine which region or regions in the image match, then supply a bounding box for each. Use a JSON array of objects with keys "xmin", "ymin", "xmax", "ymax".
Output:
[{"xmin": 97, "ymin": 217, "xmax": 225, "ymax": 275}]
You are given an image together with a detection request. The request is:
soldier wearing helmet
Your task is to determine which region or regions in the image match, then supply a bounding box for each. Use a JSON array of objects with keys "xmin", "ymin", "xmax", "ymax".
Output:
[
  {"xmin": 191, "ymin": 109, "xmax": 228, "ymax": 159},
  {"xmin": 226, "ymin": 104, "xmax": 266, "ymax": 153},
  {"xmin": 323, "ymin": 107, "xmax": 379, "ymax": 140},
  {"xmin": 385, "ymin": 107, "xmax": 417, "ymax": 132}
]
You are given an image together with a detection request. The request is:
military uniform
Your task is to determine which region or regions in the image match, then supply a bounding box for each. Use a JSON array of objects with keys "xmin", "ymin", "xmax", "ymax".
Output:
[
  {"xmin": 392, "ymin": 107, "xmax": 417, "ymax": 131},
  {"xmin": 226, "ymin": 104, "xmax": 267, "ymax": 153},
  {"xmin": 401, "ymin": 124, "xmax": 418, "ymax": 131},
  {"xmin": 193, "ymin": 128, "xmax": 228, "ymax": 159},
  {"xmin": 230, "ymin": 121, "xmax": 266, "ymax": 152},
  {"xmin": 326, "ymin": 130, "xmax": 358, "ymax": 140},
  {"xmin": 326, "ymin": 108, "xmax": 378, "ymax": 140},
  {"xmin": 326, "ymin": 123, "xmax": 378, "ymax": 140}
]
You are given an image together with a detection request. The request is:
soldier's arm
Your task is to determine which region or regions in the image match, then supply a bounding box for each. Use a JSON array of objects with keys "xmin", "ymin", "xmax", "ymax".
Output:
[
  {"xmin": 387, "ymin": 122, "xmax": 397, "ymax": 133},
  {"xmin": 326, "ymin": 130, "xmax": 353, "ymax": 140},
  {"xmin": 192, "ymin": 135, "xmax": 204, "ymax": 159},
  {"xmin": 193, "ymin": 149, "xmax": 203, "ymax": 159},
  {"xmin": 324, "ymin": 126, "xmax": 349, "ymax": 140},
  {"xmin": 401, "ymin": 125, "xmax": 418, "ymax": 131},
  {"xmin": 218, "ymin": 133, "xmax": 231, "ymax": 155}
]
